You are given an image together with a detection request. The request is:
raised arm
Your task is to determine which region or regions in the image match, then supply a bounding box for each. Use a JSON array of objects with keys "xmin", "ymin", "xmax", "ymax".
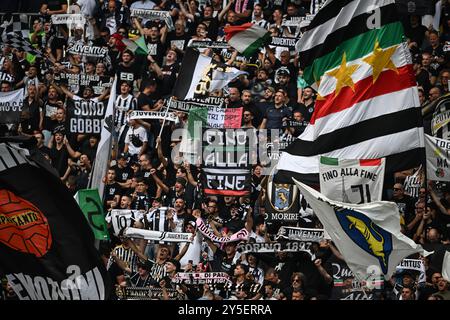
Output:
[{"xmin": 150, "ymin": 168, "xmax": 170, "ymax": 193}]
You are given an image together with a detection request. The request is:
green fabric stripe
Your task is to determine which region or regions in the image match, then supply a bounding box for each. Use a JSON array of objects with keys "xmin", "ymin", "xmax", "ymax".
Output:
[
  {"xmin": 188, "ymin": 108, "xmax": 208, "ymax": 138},
  {"xmin": 303, "ymin": 22, "xmax": 403, "ymax": 85},
  {"xmin": 241, "ymin": 32, "xmax": 271, "ymax": 58},
  {"xmin": 320, "ymin": 156, "xmax": 339, "ymax": 166}
]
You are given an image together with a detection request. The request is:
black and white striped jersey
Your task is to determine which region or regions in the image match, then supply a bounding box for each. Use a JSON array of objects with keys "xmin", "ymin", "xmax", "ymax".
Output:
[
  {"xmin": 144, "ymin": 207, "xmax": 171, "ymax": 232},
  {"xmin": 115, "ymin": 94, "xmax": 137, "ymax": 131},
  {"xmin": 108, "ymin": 245, "xmax": 139, "ymax": 273}
]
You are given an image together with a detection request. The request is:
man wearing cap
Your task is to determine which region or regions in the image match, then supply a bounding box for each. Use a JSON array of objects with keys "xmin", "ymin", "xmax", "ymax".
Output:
[
  {"xmin": 274, "ymin": 67, "xmax": 297, "ymax": 103},
  {"xmin": 151, "ymin": 169, "xmax": 192, "ymax": 211},
  {"xmin": 111, "ymin": 152, "xmax": 134, "ymax": 190}
]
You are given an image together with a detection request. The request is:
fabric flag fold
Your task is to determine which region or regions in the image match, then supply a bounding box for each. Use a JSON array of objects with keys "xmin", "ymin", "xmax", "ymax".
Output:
[
  {"xmin": 0, "ymin": 138, "xmax": 111, "ymax": 300},
  {"xmin": 121, "ymin": 36, "xmax": 149, "ymax": 55},
  {"xmin": 224, "ymin": 23, "xmax": 271, "ymax": 57},
  {"xmin": 89, "ymin": 76, "xmax": 117, "ymax": 200},
  {"xmin": 293, "ymin": 178, "xmax": 423, "ymax": 281},
  {"xmin": 172, "ymin": 48, "xmax": 212, "ymax": 100},
  {"xmin": 275, "ymin": 0, "xmax": 424, "ymax": 184}
]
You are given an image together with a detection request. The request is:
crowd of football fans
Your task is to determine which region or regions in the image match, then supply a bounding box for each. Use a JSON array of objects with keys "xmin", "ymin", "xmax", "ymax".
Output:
[{"xmin": 0, "ymin": 0, "xmax": 450, "ymax": 300}]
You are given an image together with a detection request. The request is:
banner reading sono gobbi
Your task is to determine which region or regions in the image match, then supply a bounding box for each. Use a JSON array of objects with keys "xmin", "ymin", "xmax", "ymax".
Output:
[{"xmin": 0, "ymin": 137, "xmax": 111, "ymax": 300}]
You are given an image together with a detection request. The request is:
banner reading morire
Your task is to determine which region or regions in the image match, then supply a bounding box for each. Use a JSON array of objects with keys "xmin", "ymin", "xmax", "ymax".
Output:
[
  {"xmin": 0, "ymin": 138, "xmax": 111, "ymax": 300},
  {"xmin": 67, "ymin": 99, "xmax": 106, "ymax": 134},
  {"xmin": 319, "ymin": 156, "xmax": 385, "ymax": 204},
  {"xmin": 201, "ymin": 128, "xmax": 252, "ymax": 196},
  {"xmin": 425, "ymin": 134, "xmax": 450, "ymax": 182},
  {"xmin": 0, "ymin": 89, "xmax": 24, "ymax": 124},
  {"xmin": 264, "ymin": 167, "xmax": 301, "ymax": 232}
]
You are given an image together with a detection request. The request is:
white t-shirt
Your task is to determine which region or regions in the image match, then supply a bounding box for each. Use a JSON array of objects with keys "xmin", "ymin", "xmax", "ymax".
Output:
[
  {"xmin": 124, "ymin": 125, "xmax": 148, "ymax": 155},
  {"xmin": 179, "ymin": 231, "xmax": 203, "ymax": 269}
]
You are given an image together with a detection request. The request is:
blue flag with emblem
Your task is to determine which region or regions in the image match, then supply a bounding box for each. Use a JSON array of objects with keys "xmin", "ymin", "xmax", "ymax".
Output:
[{"xmin": 293, "ymin": 179, "xmax": 423, "ymax": 281}]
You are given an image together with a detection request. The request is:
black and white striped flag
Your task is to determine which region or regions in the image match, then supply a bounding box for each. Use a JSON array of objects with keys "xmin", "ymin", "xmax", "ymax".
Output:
[{"xmin": 275, "ymin": 0, "xmax": 424, "ymax": 184}]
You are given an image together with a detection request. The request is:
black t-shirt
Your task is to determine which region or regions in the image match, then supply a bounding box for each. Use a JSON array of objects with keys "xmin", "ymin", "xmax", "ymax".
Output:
[
  {"xmin": 137, "ymin": 92, "xmax": 157, "ymax": 110},
  {"xmin": 166, "ymin": 32, "xmax": 190, "ymax": 51},
  {"xmin": 116, "ymin": 62, "xmax": 141, "ymax": 89},
  {"xmin": 42, "ymin": 100, "xmax": 59, "ymax": 131},
  {"xmin": 158, "ymin": 63, "xmax": 180, "ymax": 96},
  {"xmin": 146, "ymin": 39, "xmax": 167, "ymax": 66},
  {"xmin": 49, "ymin": 145, "xmax": 69, "ymax": 177},
  {"xmin": 104, "ymin": 182, "xmax": 122, "ymax": 207},
  {"xmin": 44, "ymin": 0, "xmax": 65, "ymax": 10},
  {"xmin": 112, "ymin": 164, "xmax": 134, "ymax": 183},
  {"xmin": 211, "ymin": 249, "xmax": 235, "ymax": 273}
]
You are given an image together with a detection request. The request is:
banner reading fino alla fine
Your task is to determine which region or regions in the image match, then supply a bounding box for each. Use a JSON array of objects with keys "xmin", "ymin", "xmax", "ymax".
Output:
[
  {"xmin": 425, "ymin": 134, "xmax": 450, "ymax": 182},
  {"xmin": 319, "ymin": 156, "xmax": 385, "ymax": 204}
]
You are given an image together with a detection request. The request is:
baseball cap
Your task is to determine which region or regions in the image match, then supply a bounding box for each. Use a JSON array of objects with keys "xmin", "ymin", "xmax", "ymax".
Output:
[
  {"xmin": 277, "ymin": 67, "xmax": 290, "ymax": 76},
  {"xmin": 118, "ymin": 152, "xmax": 129, "ymax": 160},
  {"xmin": 166, "ymin": 258, "xmax": 181, "ymax": 272}
]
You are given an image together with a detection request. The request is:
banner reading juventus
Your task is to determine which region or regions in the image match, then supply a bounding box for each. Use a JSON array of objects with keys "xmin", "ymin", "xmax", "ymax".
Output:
[
  {"xmin": 319, "ymin": 156, "xmax": 385, "ymax": 203},
  {"xmin": 67, "ymin": 99, "xmax": 106, "ymax": 134},
  {"xmin": 51, "ymin": 14, "xmax": 86, "ymax": 26},
  {"xmin": 201, "ymin": 128, "xmax": 253, "ymax": 196},
  {"xmin": 0, "ymin": 138, "xmax": 111, "ymax": 300},
  {"xmin": 128, "ymin": 110, "xmax": 177, "ymax": 122},
  {"xmin": 130, "ymin": 9, "xmax": 174, "ymax": 31},
  {"xmin": 425, "ymin": 134, "xmax": 450, "ymax": 182},
  {"xmin": 124, "ymin": 227, "xmax": 192, "ymax": 243},
  {"xmin": 276, "ymin": 226, "xmax": 324, "ymax": 242},
  {"xmin": 0, "ymin": 89, "xmax": 24, "ymax": 124},
  {"xmin": 67, "ymin": 43, "xmax": 108, "ymax": 58}
]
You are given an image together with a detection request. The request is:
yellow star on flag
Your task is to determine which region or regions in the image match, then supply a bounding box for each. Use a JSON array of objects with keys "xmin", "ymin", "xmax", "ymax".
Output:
[
  {"xmin": 326, "ymin": 53, "xmax": 360, "ymax": 97},
  {"xmin": 363, "ymin": 41, "xmax": 399, "ymax": 83}
]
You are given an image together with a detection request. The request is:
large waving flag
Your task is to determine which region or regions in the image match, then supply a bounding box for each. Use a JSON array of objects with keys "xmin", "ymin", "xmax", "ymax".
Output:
[
  {"xmin": 293, "ymin": 179, "xmax": 423, "ymax": 281},
  {"xmin": 0, "ymin": 137, "xmax": 111, "ymax": 299},
  {"xmin": 89, "ymin": 76, "xmax": 117, "ymax": 200},
  {"xmin": 275, "ymin": 0, "xmax": 424, "ymax": 184},
  {"xmin": 172, "ymin": 48, "xmax": 247, "ymax": 100},
  {"xmin": 224, "ymin": 23, "xmax": 271, "ymax": 57}
]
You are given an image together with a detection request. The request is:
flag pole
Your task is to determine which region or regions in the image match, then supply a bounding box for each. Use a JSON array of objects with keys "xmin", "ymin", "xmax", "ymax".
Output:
[{"xmin": 155, "ymin": 96, "xmax": 173, "ymax": 149}]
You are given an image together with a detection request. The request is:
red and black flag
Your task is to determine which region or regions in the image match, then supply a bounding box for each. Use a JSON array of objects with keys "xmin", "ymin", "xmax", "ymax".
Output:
[{"xmin": 0, "ymin": 136, "xmax": 112, "ymax": 300}]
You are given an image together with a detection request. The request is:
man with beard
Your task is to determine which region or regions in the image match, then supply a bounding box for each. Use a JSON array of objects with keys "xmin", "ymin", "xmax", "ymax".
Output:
[
  {"xmin": 41, "ymin": 85, "xmax": 63, "ymax": 145},
  {"xmin": 241, "ymin": 90, "xmax": 261, "ymax": 127},
  {"xmin": 151, "ymin": 170, "xmax": 193, "ymax": 212},
  {"xmin": 115, "ymin": 49, "xmax": 142, "ymax": 90},
  {"xmin": 166, "ymin": 20, "xmax": 190, "ymax": 52},
  {"xmin": 295, "ymin": 86, "xmax": 316, "ymax": 122},
  {"xmin": 259, "ymin": 90, "xmax": 291, "ymax": 129},
  {"xmin": 274, "ymin": 67, "xmax": 297, "ymax": 103}
]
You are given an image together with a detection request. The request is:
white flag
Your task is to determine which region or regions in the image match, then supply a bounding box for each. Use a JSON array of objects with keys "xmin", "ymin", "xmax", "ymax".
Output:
[
  {"xmin": 293, "ymin": 179, "xmax": 423, "ymax": 281},
  {"xmin": 89, "ymin": 76, "xmax": 117, "ymax": 199},
  {"xmin": 443, "ymin": 251, "xmax": 450, "ymax": 282},
  {"xmin": 425, "ymin": 134, "xmax": 450, "ymax": 182}
]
